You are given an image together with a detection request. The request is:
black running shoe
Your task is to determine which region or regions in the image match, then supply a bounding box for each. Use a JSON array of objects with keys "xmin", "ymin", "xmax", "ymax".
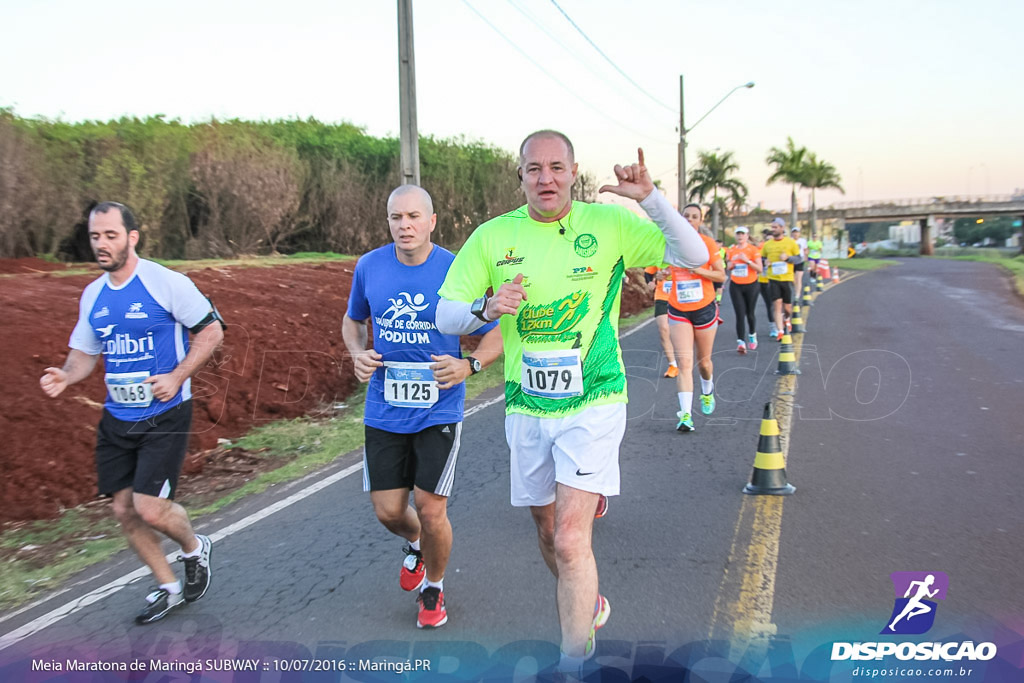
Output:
[
  {"xmin": 135, "ymin": 587, "xmax": 184, "ymax": 625},
  {"xmin": 180, "ymin": 534, "xmax": 212, "ymax": 602}
]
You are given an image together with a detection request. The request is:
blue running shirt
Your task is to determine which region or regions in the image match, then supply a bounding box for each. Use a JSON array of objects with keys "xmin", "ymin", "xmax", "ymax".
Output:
[
  {"xmin": 347, "ymin": 244, "xmax": 495, "ymax": 434},
  {"xmin": 69, "ymin": 259, "xmax": 212, "ymax": 421}
]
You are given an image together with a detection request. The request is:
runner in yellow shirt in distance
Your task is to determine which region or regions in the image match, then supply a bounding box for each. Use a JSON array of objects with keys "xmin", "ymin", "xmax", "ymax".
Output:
[{"xmin": 760, "ymin": 217, "xmax": 802, "ymax": 340}]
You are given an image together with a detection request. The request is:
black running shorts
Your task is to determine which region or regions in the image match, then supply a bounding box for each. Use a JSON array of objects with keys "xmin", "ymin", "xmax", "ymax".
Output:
[
  {"xmin": 793, "ymin": 261, "xmax": 805, "ymax": 272},
  {"xmin": 768, "ymin": 280, "xmax": 794, "ymax": 304},
  {"xmin": 667, "ymin": 301, "xmax": 719, "ymax": 329},
  {"xmin": 363, "ymin": 423, "xmax": 461, "ymax": 496},
  {"xmin": 654, "ymin": 300, "xmax": 668, "ymax": 317},
  {"xmin": 95, "ymin": 400, "xmax": 193, "ymax": 499}
]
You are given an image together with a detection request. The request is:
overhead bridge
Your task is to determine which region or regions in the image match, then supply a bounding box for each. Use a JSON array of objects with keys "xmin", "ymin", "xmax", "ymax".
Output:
[{"xmin": 721, "ymin": 195, "xmax": 1024, "ymax": 254}]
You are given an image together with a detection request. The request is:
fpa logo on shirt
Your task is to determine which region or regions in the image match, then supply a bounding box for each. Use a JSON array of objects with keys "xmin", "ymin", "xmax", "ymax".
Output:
[{"xmin": 881, "ymin": 571, "xmax": 948, "ymax": 635}]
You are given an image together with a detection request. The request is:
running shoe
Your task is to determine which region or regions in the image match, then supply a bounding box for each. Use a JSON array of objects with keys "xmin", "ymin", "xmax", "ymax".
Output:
[
  {"xmin": 180, "ymin": 534, "xmax": 212, "ymax": 602},
  {"xmin": 748, "ymin": 333, "xmax": 758, "ymax": 351},
  {"xmin": 135, "ymin": 587, "xmax": 185, "ymax": 625},
  {"xmin": 737, "ymin": 340, "xmax": 747, "ymax": 355},
  {"xmin": 577, "ymin": 595, "xmax": 611, "ymax": 665},
  {"xmin": 594, "ymin": 494, "xmax": 609, "ymax": 519},
  {"xmin": 700, "ymin": 392, "xmax": 716, "ymax": 415},
  {"xmin": 593, "ymin": 594, "xmax": 611, "ymax": 631},
  {"xmin": 776, "ymin": 330, "xmax": 784, "ymax": 342},
  {"xmin": 768, "ymin": 323, "xmax": 778, "ymax": 338},
  {"xmin": 416, "ymin": 587, "xmax": 448, "ymax": 628},
  {"xmin": 400, "ymin": 545, "xmax": 425, "ymax": 591},
  {"xmin": 785, "ymin": 319, "xmax": 792, "ymax": 334},
  {"xmin": 664, "ymin": 364, "xmax": 679, "ymax": 378},
  {"xmin": 676, "ymin": 411, "xmax": 695, "ymax": 432}
]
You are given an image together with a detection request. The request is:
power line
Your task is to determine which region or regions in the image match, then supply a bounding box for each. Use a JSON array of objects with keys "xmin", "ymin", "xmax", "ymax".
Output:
[
  {"xmin": 548, "ymin": 0, "xmax": 677, "ymax": 114},
  {"xmin": 505, "ymin": 0, "xmax": 672, "ymax": 129},
  {"xmin": 461, "ymin": 0, "xmax": 669, "ymax": 144}
]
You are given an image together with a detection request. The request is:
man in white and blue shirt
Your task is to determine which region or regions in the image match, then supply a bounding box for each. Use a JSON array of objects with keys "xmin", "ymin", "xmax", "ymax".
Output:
[
  {"xmin": 40, "ymin": 202, "xmax": 224, "ymax": 625},
  {"xmin": 342, "ymin": 185, "xmax": 502, "ymax": 629}
]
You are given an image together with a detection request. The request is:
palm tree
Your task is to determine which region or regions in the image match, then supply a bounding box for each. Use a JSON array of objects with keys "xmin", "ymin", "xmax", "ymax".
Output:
[
  {"xmin": 687, "ymin": 150, "xmax": 748, "ymax": 241},
  {"xmin": 801, "ymin": 153, "xmax": 844, "ymax": 238},
  {"xmin": 766, "ymin": 137, "xmax": 807, "ymax": 229}
]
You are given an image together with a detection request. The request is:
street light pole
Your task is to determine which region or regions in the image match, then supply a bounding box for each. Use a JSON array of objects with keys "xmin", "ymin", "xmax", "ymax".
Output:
[
  {"xmin": 677, "ymin": 79, "xmax": 755, "ymax": 208},
  {"xmin": 398, "ymin": 0, "xmax": 420, "ymax": 187}
]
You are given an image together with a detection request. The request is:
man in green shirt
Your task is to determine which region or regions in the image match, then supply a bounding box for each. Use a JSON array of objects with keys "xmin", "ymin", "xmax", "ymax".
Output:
[
  {"xmin": 806, "ymin": 235, "xmax": 824, "ymax": 280},
  {"xmin": 436, "ymin": 130, "xmax": 708, "ymax": 674}
]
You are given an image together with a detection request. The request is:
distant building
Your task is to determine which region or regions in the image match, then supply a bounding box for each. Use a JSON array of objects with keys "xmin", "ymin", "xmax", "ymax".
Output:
[{"xmin": 889, "ymin": 221, "xmax": 921, "ymax": 244}]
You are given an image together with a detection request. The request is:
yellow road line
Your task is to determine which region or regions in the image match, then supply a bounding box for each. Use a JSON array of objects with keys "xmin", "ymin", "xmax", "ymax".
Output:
[{"xmin": 707, "ymin": 293, "xmax": 815, "ymax": 659}]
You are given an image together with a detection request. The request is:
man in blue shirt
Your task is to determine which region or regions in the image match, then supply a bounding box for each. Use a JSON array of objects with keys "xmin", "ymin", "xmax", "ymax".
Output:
[
  {"xmin": 40, "ymin": 202, "xmax": 224, "ymax": 625},
  {"xmin": 342, "ymin": 185, "xmax": 502, "ymax": 629}
]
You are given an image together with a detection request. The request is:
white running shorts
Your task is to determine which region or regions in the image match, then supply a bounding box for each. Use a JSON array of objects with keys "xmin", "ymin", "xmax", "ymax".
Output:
[{"xmin": 504, "ymin": 402, "xmax": 627, "ymax": 507}]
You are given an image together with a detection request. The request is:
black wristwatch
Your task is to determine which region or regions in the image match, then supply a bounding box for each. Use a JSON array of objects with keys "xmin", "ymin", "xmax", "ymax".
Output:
[
  {"xmin": 471, "ymin": 295, "xmax": 491, "ymax": 322},
  {"xmin": 466, "ymin": 356, "xmax": 482, "ymax": 374}
]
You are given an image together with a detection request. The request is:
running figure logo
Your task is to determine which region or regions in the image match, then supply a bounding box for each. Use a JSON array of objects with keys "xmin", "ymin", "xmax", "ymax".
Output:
[
  {"xmin": 381, "ymin": 292, "xmax": 430, "ymax": 323},
  {"xmin": 881, "ymin": 571, "xmax": 949, "ymax": 635}
]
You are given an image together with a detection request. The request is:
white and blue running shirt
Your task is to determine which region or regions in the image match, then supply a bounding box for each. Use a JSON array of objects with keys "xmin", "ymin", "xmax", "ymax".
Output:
[
  {"xmin": 69, "ymin": 259, "xmax": 212, "ymax": 421},
  {"xmin": 347, "ymin": 244, "xmax": 496, "ymax": 434}
]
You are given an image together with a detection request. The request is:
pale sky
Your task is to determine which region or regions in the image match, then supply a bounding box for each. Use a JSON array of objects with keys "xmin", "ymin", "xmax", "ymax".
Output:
[{"xmin": 1, "ymin": 0, "xmax": 1021, "ymax": 212}]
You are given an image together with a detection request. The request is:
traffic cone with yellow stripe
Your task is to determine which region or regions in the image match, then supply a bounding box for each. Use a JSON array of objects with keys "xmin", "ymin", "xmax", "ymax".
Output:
[
  {"xmin": 802, "ymin": 284, "xmax": 813, "ymax": 306},
  {"xmin": 832, "ymin": 266, "xmax": 840, "ymax": 283},
  {"xmin": 791, "ymin": 303, "xmax": 806, "ymax": 333},
  {"xmin": 743, "ymin": 403, "xmax": 796, "ymax": 496},
  {"xmin": 775, "ymin": 333, "xmax": 800, "ymax": 375}
]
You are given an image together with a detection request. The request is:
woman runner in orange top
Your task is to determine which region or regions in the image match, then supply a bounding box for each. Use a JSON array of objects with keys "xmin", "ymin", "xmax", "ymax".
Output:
[
  {"xmin": 666, "ymin": 204, "xmax": 726, "ymax": 431},
  {"xmin": 725, "ymin": 226, "xmax": 764, "ymax": 354}
]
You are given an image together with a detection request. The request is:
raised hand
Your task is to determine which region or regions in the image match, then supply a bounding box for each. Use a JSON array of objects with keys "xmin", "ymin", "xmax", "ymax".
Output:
[
  {"xmin": 485, "ymin": 272, "xmax": 528, "ymax": 320},
  {"xmin": 598, "ymin": 148, "xmax": 655, "ymax": 202}
]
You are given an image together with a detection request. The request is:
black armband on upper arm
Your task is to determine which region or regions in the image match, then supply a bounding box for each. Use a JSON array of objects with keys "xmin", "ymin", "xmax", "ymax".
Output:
[{"xmin": 189, "ymin": 298, "xmax": 227, "ymax": 333}]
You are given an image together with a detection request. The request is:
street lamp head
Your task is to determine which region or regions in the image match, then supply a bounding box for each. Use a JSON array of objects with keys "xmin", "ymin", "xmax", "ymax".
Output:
[{"xmin": 744, "ymin": 82, "xmax": 755, "ymax": 88}]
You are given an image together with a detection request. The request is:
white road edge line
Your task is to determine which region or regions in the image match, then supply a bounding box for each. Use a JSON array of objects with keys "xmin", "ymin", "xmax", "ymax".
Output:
[{"xmin": 0, "ymin": 317, "xmax": 648, "ymax": 650}]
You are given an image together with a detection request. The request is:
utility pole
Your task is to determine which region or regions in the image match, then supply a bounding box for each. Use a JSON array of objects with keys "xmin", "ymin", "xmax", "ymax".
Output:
[
  {"xmin": 678, "ymin": 75, "xmax": 687, "ymax": 209},
  {"xmin": 398, "ymin": 0, "xmax": 419, "ymax": 186}
]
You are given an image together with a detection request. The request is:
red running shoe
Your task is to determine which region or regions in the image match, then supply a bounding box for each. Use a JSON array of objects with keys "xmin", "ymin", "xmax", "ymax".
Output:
[
  {"xmin": 417, "ymin": 587, "xmax": 448, "ymax": 628},
  {"xmin": 400, "ymin": 545, "xmax": 425, "ymax": 591},
  {"xmin": 594, "ymin": 494, "xmax": 609, "ymax": 519}
]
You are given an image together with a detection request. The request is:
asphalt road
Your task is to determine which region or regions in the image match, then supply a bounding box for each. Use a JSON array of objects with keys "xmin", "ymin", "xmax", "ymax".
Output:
[{"xmin": 2, "ymin": 258, "xmax": 1021, "ymax": 681}]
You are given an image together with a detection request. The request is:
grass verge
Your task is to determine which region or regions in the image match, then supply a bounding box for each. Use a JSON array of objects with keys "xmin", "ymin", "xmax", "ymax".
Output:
[
  {"xmin": 929, "ymin": 252, "xmax": 1024, "ymax": 298},
  {"xmin": 829, "ymin": 257, "xmax": 896, "ymax": 271}
]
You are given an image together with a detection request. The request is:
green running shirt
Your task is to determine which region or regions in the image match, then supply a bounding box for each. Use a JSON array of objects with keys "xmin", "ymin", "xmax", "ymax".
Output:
[
  {"xmin": 439, "ymin": 201, "xmax": 667, "ymax": 418},
  {"xmin": 807, "ymin": 239, "xmax": 823, "ymax": 259}
]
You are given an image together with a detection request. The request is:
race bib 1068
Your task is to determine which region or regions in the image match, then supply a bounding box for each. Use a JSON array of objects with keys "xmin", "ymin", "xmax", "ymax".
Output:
[{"xmin": 105, "ymin": 371, "xmax": 153, "ymax": 407}]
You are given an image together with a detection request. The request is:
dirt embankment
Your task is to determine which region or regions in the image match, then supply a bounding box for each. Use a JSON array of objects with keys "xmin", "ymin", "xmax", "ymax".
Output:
[{"xmin": 0, "ymin": 258, "xmax": 652, "ymax": 525}]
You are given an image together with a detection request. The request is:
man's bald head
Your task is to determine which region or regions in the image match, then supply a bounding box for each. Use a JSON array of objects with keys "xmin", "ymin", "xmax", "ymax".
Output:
[
  {"xmin": 519, "ymin": 129, "xmax": 575, "ymax": 166},
  {"xmin": 387, "ymin": 184, "xmax": 434, "ymax": 216}
]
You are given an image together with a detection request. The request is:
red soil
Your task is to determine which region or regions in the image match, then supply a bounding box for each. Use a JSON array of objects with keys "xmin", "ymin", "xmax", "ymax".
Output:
[{"xmin": 0, "ymin": 259, "xmax": 652, "ymax": 525}]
